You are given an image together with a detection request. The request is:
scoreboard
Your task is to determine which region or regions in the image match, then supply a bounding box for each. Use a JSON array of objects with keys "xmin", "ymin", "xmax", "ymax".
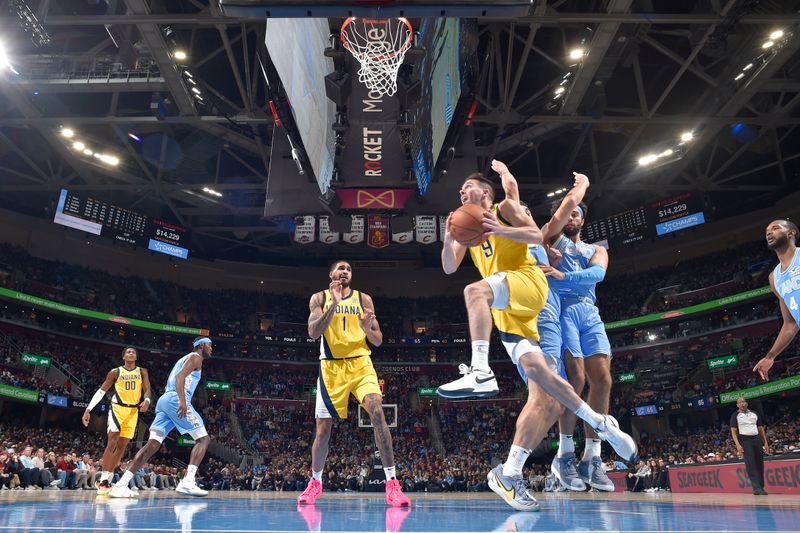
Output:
[
  {"xmin": 581, "ymin": 206, "xmax": 648, "ymax": 246},
  {"xmin": 53, "ymin": 189, "xmax": 190, "ymax": 259},
  {"xmin": 582, "ymin": 193, "xmax": 706, "ymax": 245}
]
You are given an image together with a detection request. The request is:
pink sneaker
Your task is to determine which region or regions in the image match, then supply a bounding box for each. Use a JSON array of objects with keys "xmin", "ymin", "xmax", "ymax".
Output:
[
  {"xmin": 385, "ymin": 479, "xmax": 411, "ymax": 507},
  {"xmin": 297, "ymin": 479, "xmax": 323, "ymax": 505}
]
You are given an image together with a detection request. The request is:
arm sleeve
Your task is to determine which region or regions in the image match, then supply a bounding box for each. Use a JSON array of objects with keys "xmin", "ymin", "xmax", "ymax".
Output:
[
  {"xmin": 86, "ymin": 388, "xmax": 107, "ymax": 411},
  {"xmin": 564, "ymin": 264, "xmax": 607, "ymax": 284}
]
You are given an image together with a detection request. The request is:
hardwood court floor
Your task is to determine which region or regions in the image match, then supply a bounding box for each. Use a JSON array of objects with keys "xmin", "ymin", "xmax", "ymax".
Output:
[{"xmin": 1, "ymin": 490, "xmax": 797, "ymax": 532}]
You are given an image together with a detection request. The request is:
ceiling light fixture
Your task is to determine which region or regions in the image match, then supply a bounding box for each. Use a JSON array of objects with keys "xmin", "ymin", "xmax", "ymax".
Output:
[{"xmin": 569, "ymin": 48, "xmax": 584, "ymax": 60}]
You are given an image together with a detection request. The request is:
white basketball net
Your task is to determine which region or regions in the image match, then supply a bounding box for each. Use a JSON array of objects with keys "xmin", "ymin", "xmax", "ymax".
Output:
[{"xmin": 341, "ymin": 17, "xmax": 413, "ymax": 97}]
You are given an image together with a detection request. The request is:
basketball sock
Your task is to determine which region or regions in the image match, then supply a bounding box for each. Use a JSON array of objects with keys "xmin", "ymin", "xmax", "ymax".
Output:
[
  {"xmin": 312, "ymin": 470, "xmax": 323, "ymax": 482},
  {"xmin": 185, "ymin": 465, "xmax": 198, "ymax": 483},
  {"xmin": 100, "ymin": 471, "xmax": 111, "ymax": 482},
  {"xmin": 583, "ymin": 439, "xmax": 602, "ymax": 460},
  {"xmin": 116, "ymin": 470, "xmax": 133, "ymax": 488},
  {"xmin": 383, "ymin": 466, "xmax": 396, "ymax": 481},
  {"xmin": 471, "ymin": 341, "xmax": 490, "ymax": 372},
  {"xmin": 574, "ymin": 402, "xmax": 605, "ymax": 430},
  {"xmin": 558, "ymin": 434, "xmax": 575, "ymax": 458},
  {"xmin": 502, "ymin": 445, "xmax": 530, "ymax": 477}
]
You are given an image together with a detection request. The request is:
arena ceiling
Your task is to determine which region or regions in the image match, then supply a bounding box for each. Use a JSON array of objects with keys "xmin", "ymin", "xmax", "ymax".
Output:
[{"xmin": 1, "ymin": 0, "xmax": 799, "ymax": 265}]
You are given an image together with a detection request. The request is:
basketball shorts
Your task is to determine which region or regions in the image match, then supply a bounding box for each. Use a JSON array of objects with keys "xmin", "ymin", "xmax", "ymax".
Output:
[
  {"xmin": 560, "ymin": 300, "xmax": 611, "ymax": 358},
  {"xmin": 316, "ymin": 356, "xmax": 381, "ymax": 419},
  {"xmin": 149, "ymin": 391, "xmax": 207, "ymax": 442},
  {"xmin": 484, "ymin": 268, "xmax": 547, "ymax": 342},
  {"xmin": 514, "ymin": 318, "xmax": 566, "ymax": 382},
  {"xmin": 108, "ymin": 403, "xmax": 139, "ymax": 440}
]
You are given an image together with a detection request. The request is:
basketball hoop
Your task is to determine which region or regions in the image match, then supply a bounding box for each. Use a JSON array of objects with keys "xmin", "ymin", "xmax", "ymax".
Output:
[{"xmin": 341, "ymin": 17, "xmax": 413, "ymax": 97}]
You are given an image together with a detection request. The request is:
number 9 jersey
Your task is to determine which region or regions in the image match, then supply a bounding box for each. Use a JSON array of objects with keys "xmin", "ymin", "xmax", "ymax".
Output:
[
  {"xmin": 319, "ymin": 289, "xmax": 371, "ymax": 359},
  {"xmin": 773, "ymin": 248, "xmax": 800, "ymax": 324},
  {"xmin": 467, "ymin": 204, "xmax": 548, "ymax": 341}
]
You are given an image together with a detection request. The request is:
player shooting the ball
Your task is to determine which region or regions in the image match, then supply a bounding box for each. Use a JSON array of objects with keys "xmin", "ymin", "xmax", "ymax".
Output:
[{"xmin": 437, "ymin": 159, "xmax": 637, "ymax": 511}]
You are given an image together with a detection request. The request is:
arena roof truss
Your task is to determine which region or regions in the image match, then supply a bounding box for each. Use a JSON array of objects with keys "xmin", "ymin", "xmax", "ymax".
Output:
[{"xmin": 0, "ymin": 0, "xmax": 799, "ymax": 262}]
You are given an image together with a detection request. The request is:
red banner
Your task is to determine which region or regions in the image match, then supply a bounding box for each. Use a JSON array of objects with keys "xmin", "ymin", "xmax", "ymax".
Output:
[
  {"xmin": 336, "ymin": 188, "xmax": 414, "ymax": 210},
  {"xmin": 668, "ymin": 457, "xmax": 800, "ymax": 494},
  {"xmin": 367, "ymin": 215, "xmax": 389, "ymax": 249}
]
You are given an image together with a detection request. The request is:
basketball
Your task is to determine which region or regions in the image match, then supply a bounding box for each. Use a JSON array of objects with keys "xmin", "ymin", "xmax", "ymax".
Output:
[{"xmin": 449, "ymin": 204, "xmax": 489, "ymax": 247}]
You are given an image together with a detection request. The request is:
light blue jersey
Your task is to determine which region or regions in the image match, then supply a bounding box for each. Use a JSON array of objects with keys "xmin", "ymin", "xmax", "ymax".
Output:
[
  {"xmin": 518, "ymin": 244, "xmax": 565, "ymax": 380},
  {"xmin": 165, "ymin": 353, "xmax": 202, "ymax": 401},
  {"xmin": 773, "ymin": 248, "xmax": 800, "ymax": 325},
  {"xmin": 151, "ymin": 352, "xmax": 206, "ymax": 440},
  {"xmin": 552, "ymin": 234, "xmax": 611, "ymax": 358},
  {"xmin": 552, "ymin": 234, "xmax": 598, "ymax": 303},
  {"xmin": 529, "ymin": 244, "xmax": 561, "ymax": 323}
]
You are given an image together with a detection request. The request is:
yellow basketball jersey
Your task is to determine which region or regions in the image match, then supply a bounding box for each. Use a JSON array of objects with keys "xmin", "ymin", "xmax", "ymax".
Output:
[
  {"xmin": 112, "ymin": 366, "xmax": 142, "ymax": 407},
  {"xmin": 468, "ymin": 204, "xmax": 539, "ymax": 276},
  {"xmin": 468, "ymin": 204, "xmax": 548, "ymax": 339},
  {"xmin": 320, "ymin": 289, "xmax": 371, "ymax": 360}
]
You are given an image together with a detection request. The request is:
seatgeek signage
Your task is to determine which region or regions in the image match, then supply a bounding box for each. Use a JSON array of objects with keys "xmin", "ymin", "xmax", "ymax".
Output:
[{"xmin": 668, "ymin": 457, "xmax": 800, "ymax": 494}]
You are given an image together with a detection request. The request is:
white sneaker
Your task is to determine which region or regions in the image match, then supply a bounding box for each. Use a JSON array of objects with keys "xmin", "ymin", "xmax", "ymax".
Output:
[
  {"xmin": 595, "ymin": 415, "xmax": 638, "ymax": 462},
  {"xmin": 129, "ymin": 486, "xmax": 139, "ymax": 494},
  {"xmin": 109, "ymin": 485, "xmax": 138, "ymax": 498},
  {"xmin": 176, "ymin": 480, "xmax": 208, "ymax": 497},
  {"xmin": 436, "ymin": 364, "xmax": 499, "ymax": 398}
]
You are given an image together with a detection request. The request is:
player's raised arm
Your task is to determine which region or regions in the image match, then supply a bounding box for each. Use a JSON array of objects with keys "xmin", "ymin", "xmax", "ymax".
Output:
[
  {"xmin": 487, "ymin": 198, "xmax": 543, "ymax": 245},
  {"xmin": 491, "ymin": 159, "xmax": 520, "ymax": 202},
  {"xmin": 308, "ymin": 289, "xmax": 340, "ymax": 339},
  {"xmin": 359, "ymin": 293, "xmax": 383, "ymax": 347},
  {"xmin": 542, "ymin": 173, "xmax": 590, "ymax": 243},
  {"xmin": 82, "ymin": 368, "xmax": 117, "ymax": 426},
  {"xmin": 442, "ymin": 212, "xmax": 468, "ymax": 274},
  {"xmin": 753, "ymin": 272, "xmax": 800, "ymax": 380}
]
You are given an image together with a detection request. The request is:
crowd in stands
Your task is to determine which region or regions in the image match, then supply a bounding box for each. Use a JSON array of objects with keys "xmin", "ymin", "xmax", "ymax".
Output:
[
  {"xmin": 597, "ymin": 240, "xmax": 771, "ymax": 322},
  {"xmin": 4, "ymin": 315, "xmax": 796, "ymax": 427},
  {"xmin": 0, "ymin": 237, "xmax": 776, "ymax": 341}
]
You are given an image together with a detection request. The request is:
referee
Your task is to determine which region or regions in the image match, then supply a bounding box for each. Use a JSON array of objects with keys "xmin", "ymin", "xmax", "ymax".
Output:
[{"xmin": 730, "ymin": 397, "xmax": 770, "ymax": 495}]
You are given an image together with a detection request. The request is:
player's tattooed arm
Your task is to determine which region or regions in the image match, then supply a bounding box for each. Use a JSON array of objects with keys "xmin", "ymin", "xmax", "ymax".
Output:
[
  {"xmin": 359, "ymin": 293, "xmax": 383, "ymax": 347},
  {"xmin": 308, "ymin": 291, "xmax": 339, "ymax": 339}
]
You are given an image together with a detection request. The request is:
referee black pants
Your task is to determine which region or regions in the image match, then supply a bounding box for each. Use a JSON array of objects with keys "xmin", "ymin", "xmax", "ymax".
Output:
[{"xmin": 740, "ymin": 434, "xmax": 765, "ymax": 491}]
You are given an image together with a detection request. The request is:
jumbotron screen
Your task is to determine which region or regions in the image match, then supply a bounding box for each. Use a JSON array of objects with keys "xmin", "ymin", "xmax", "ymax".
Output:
[{"xmin": 53, "ymin": 189, "xmax": 190, "ymax": 259}]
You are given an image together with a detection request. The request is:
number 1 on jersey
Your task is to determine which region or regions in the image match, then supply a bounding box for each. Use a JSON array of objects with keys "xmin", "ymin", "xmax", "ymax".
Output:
[{"xmin": 342, "ymin": 316, "xmax": 347, "ymax": 330}]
